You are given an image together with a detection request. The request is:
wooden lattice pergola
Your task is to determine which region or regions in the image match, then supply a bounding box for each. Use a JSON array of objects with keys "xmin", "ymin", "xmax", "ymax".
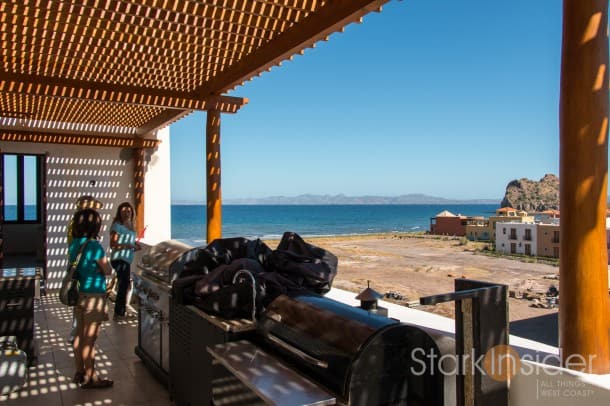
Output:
[
  {"xmin": 0, "ymin": 0, "xmax": 609, "ymax": 375},
  {"xmin": 0, "ymin": 0, "xmax": 387, "ymax": 140},
  {"xmin": 0, "ymin": 0, "xmax": 388, "ymax": 237}
]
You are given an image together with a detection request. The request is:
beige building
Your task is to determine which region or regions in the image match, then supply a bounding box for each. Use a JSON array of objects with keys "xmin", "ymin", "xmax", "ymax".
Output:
[
  {"xmin": 465, "ymin": 216, "xmax": 490, "ymax": 241},
  {"xmin": 488, "ymin": 207, "xmax": 534, "ymax": 242},
  {"xmin": 537, "ymin": 222, "xmax": 561, "ymax": 259}
]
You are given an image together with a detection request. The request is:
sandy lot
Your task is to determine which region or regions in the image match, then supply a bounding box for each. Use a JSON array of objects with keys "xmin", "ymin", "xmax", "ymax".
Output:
[{"xmin": 267, "ymin": 234, "xmax": 560, "ymax": 321}]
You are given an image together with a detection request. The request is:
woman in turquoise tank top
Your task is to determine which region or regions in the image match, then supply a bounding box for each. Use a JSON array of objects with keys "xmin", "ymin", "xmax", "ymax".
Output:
[
  {"xmin": 109, "ymin": 202, "xmax": 141, "ymax": 320},
  {"xmin": 69, "ymin": 208, "xmax": 114, "ymax": 389}
]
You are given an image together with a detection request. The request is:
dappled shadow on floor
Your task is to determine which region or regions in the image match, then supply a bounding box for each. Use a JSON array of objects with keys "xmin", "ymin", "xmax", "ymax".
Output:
[
  {"xmin": 0, "ymin": 294, "xmax": 169, "ymax": 406},
  {"xmin": 510, "ymin": 312, "xmax": 558, "ymax": 347}
]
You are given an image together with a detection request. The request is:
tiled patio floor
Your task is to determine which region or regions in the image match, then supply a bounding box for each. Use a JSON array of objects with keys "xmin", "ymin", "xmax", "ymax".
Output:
[{"xmin": 1, "ymin": 294, "xmax": 171, "ymax": 406}]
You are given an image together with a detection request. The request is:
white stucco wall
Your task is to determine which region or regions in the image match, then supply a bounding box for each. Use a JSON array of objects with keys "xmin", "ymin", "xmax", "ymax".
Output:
[
  {"xmin": 1, "ymin": 132, "xmax": 172, "ymax": 288},
  {"xmin": 510, "ymin": 362, "xmax": 610, "ymax": 405},
  {"xmin": 495, "ymin": 222, "xmax": 537, "ymax": 256},
  {"xmin": 142, "ymin": 127, "xmax": 172, "ymax": 245}
]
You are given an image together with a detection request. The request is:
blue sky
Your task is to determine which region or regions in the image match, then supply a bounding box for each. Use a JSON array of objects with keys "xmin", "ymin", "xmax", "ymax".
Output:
[{"xmin": 170, "ymin": 0, "xmax": 563, "ymax": 203}]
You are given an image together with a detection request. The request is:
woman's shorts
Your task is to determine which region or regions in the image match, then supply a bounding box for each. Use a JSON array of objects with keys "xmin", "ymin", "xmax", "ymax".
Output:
[{"xmin": 75, "ymin": 293, "xmax": 109, "ymax": 323}]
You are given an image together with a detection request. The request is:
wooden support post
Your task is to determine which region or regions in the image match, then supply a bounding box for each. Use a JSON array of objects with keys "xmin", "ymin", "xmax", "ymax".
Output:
[
  {"xmin": 133, "ymin": 147, "xmax": 146, "ymax": 235},
  {"xmin": 0, "ymin": 147, "xmax": 3, "ymax": 267},
  {"xmin": 559, "ymin": 0, "xmax": 610, "ymax": 373},
  {"xmin": 461, "ymin": 298, "xmax": 474, "ymax": 406},
  {"xmin": 206, "ymin": 110, "xmax": 222, "ymax": 243}
]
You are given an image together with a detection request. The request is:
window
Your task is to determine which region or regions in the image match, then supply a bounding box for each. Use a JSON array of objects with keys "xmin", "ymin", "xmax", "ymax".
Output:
[
  {"xmin": 510, "ymin": 243, "xmax": 516, "ymax": 254},
  {"xmin": 524, "ymin": 244, "xmax": 531, "ymax": 256},
  {"xmin": 524, "ymin": 229, "xmax": 532, "ymax": 241},
  {"xmin": 553, "ymin": 246, "xmax": 560, "ymax": 258},
  {"xmin": 3, "ymin": 154, "xmax": 42, "ymax": 223},
  {"xmin": 509, "ymin": 228, "xmax": 517, "ymax": 240},
  {"xmin": 502, "ymin": 227, "xmax": 506, "ymax": 234},
  {"xmin": 552, "ymin": 231, "xmax": 560, "ymax": 244}
]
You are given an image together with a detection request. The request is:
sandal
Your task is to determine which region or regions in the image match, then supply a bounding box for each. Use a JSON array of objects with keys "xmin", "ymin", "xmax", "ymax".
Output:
[
  {"xmin": 81, "ymin": 377, "xmax": 114, "ymax": 389},
  {"xmin": 73, "ymin": 371, "xmax": 85, "ymax": 384}
]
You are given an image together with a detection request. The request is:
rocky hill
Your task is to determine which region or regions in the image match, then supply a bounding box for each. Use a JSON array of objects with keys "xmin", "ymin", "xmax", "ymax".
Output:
[{"xmin": 501, "ymin": 174, "xmax": 559, "ymax": 212}]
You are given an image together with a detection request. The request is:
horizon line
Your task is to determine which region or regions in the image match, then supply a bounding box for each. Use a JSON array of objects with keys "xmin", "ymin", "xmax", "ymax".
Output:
[{"xmin": 171, "ymin": 198, "xmax": 502, "ymax": 205}]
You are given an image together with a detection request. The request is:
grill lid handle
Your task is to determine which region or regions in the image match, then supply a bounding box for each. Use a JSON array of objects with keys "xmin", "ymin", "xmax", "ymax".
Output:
[
  {"xmin": 264, "ymin": 311, "xmax": 282, "ymax": 322},
  {"xmin": 266, "ymin": 333, "xmax": 328, "ymax": 369}
]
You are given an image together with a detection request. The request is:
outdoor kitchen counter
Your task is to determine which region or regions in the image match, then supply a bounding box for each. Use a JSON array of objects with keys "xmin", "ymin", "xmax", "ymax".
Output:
[
  {"xmin": 169, "ymin": 302, "xmax": 259, "ymax": 406},
  {"xmin": 186, "ymin": 304, "xmax": 256, "ymax": 333},
  {"xmin": 208, "ymin": 339, "xmax": 336, "ymax": 406},
  {"xmin": 0, "ymin": 267, "xmax": 41, "ymax": 363}
]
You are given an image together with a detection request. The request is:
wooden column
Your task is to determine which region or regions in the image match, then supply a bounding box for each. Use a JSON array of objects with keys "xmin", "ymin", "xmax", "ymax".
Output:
[
  {"xmin": 206, "ymin": 110, "xmax": 222, "ymax": 243},
  {"xmin": 0, "ymin": 148, "xmax": 3, "ymax": 267},
  {"xmin": 559, "ymin": 0, "xmax": 610, "ymax": 373},
  {"xmin": 133, "ymin": 147, "xmax": 145, "ymax": 235}
]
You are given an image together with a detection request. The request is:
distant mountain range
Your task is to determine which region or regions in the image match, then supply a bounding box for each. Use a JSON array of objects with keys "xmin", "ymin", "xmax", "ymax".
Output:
[{"xmin": 173, "ymin": 194, "xmax": 500, "ymax": 205}]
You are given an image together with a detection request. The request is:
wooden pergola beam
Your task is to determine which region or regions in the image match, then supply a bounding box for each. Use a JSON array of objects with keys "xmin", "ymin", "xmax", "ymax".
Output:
[
  {"xmin": 196, "ymin": 0, "xmax": 387, "ymax": 96},
  {"xmin": 0, "ymin": 72, "xmax": 248, "ymax": 113},
  {"xmin": 0, "ymin": 129, "xmax": 160, "ymax": 148},
  {"xmin": 136, "ymin": 109, "xmax": 193, "ymax": 137}
]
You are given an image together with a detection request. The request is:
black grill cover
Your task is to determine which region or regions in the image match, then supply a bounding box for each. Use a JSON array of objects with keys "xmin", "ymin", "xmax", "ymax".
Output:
[
  {"xmin": 173, "ymin": 233, "xmax": 340, "ymax": 318},
  {"xmin": 267, "ymin": 232, "xmax": 338, "ymax": 295},
  {"xmin": 175, "ymin": 237, "xmax": 272, "ymax": 278}
]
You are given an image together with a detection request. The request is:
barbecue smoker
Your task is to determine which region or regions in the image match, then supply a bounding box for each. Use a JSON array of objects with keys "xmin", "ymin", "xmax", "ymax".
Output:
[
  {"xmin": 254, "ymin": 293, "xmax": 456, "ymax": 406},
  {"xmin": 133, "ymin": 240, "xmax": 195, "ymax": 385}
]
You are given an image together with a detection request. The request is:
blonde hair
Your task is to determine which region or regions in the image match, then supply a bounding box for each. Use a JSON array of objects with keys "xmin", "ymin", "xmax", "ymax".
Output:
[{"xmin": 75, "ymin": 195, "xmax": 103, "ymax": 210}]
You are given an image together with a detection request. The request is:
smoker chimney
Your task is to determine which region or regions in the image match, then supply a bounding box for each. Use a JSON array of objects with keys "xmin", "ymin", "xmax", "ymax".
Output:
[{"xmin": 356, "ymin": 281, "xmax": 388, "ymax": 317}]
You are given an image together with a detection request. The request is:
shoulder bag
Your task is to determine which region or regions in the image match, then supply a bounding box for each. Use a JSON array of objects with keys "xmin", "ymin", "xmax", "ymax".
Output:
[{"xmin": 59, "ymin": 240, "xmax": 90, "ymax": 306}]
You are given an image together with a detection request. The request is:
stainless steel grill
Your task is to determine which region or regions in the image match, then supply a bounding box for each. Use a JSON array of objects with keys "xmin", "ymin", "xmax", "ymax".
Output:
[
  {"xmin": 138, "ymin": 240, "xmax": 195, "ymax": 284},
  {"xmin": 133, "ymin": 240, "xmax": 194, "ymax": 386}
]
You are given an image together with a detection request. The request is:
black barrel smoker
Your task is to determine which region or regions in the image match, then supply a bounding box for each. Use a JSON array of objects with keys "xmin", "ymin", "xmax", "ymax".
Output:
[{"xmin": 256, "ymin": 293, "xmax": 456, "ymax": 406}]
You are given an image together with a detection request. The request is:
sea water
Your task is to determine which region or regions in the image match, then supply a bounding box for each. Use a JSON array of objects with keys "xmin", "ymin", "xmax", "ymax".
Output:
[{"xmin": 171, "ymin": 204, "xmax": 498, "ymax": 246}]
